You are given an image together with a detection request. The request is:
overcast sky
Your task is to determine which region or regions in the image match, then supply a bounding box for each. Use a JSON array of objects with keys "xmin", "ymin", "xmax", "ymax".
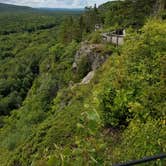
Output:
[{"xmin": 0, "ymin": 0, "xmax": 110, "ymax": 8}]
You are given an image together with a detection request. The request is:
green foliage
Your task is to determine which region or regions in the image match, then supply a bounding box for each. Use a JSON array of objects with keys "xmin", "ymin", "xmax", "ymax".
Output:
[
  {"xmin": 83, "ymin": 5, "xmax": 103, "ymax": 33},
  {"xmin": 0, "ymin": 38, "xmax": 78, "ymax": 165},
  {"xmin": 112, "ymin": 119, "xmax": 166, "ymax": 165},
  {"xmin": 100, "ymin": 0, "xmax": 156, "ymax": 29},
  {"xmin": 88, "ymin": 31, "xmax": 102, "ymax": 44},
  {"xmin": 98, "ymin": 20, "xmax": 165, "ymax": 165},
  {"xmin": 100, "ymin": 19, "xmax": 166, "ymax": 128},
  {"xmin": 102, "ymin": 88, "xmax": 133, "ymax": 128},
  {"xmin": 58, "ymin": 17, "xmax": 83, "ymax": 43},
  {"xmin": 58, "ymin": 4, "xmax": 104, "ymax": 44},
  {"xmin": 0, "ymin": 1, "xmax": 165, "ymax": 166},
  {"xmin": 0, "ymin": 12, "xmax": 59, "ymax": 35},
  {"xmin": 0, "ymin": 29, "xmax": 56, "ymax": 115}
]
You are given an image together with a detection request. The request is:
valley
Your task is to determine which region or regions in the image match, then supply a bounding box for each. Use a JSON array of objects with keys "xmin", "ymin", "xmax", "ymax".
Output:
[{"xmin": 0, "ymin": 1, "xmax": 165, "ymax": 165}]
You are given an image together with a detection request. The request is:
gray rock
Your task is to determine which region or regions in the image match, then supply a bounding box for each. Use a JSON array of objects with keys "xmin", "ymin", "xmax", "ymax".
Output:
[
  {"xmin": 73, "ymin": 42, "xmax": 109, "ymax": 72},
  {"xmin": 81, "ymin": 71, "xmax": 95, "ymax": 84}
]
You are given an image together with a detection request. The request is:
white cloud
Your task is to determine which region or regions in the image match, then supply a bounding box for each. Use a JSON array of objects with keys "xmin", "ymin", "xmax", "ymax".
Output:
[{"xmin": 0, "ymin": 0, "xmax": 110, "ymax": 8}]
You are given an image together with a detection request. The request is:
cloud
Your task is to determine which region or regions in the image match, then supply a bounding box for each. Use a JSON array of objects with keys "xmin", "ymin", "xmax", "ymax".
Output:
[{"xmin": 0, "ymin": 0, "xmax": 110, "ymax": 8}]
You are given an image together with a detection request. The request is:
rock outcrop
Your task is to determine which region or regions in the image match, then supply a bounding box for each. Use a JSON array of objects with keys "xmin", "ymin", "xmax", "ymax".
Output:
[
  {"xmin": 72, "ymin": 42, "xmax": 111, "ymax": 84},
  {"xmin": 81, "ymin": 71, "xmax": 95, "ymax": 84}
]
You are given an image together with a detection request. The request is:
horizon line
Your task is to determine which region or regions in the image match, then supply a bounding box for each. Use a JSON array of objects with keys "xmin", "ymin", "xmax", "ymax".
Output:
[{"xmin": 0, "ymin": 2, "xmax": 95, "ymax": 9}]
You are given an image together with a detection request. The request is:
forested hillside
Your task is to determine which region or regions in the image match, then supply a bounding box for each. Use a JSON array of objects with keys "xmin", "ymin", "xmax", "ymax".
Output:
[
  {"xmin": 0, "ymin": 1, "xmax": 166, "ymax": 165},
  {"xmin": 0, "ymin": 3, "xmax": 32, "ymax": 12}
]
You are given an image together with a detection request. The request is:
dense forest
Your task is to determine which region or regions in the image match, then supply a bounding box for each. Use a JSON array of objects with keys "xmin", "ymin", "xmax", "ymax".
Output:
[{"xmin": 0, "ymin": 0, "xmax": 166, "ymax": 165}]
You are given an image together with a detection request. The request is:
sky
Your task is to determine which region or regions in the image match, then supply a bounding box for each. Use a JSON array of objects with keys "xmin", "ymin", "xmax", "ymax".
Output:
[{"xmin": 0, "ymin": 0, "xmax": 110, "ymax": 8}]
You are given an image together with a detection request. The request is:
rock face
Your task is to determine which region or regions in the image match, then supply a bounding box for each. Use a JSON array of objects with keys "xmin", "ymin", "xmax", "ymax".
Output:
[
  {"xmin": 73, "ymin": 42, "xmax": 109, "ymax": 71},
  {"xmin": 81, "ymin": 71, "xmax": 95, "ymax": 84},
  {"xmin": 72, "ymin": 42, "xmax": 111, "ymax": 84}
]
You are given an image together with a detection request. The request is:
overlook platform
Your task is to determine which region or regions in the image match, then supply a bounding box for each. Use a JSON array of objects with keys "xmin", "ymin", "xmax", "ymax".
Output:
[{"xmin": 102, "ymin": 29, "xmax": 125, "ymax": 46}]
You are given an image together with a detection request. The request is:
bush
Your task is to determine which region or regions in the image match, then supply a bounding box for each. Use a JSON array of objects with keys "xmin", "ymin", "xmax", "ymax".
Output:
[
  {"xmin": 88, "ymin": 31, "xmax": 102, "ymax": 44},
  {"xmin": 111, "ymin": 119, "xmax": 166, "ymax": 165}
]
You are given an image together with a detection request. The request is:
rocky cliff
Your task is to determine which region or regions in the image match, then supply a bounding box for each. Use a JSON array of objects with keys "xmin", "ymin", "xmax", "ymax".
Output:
[{"xmin": 72, "ymin": 41, "xmax": 112, "ymax": 84}]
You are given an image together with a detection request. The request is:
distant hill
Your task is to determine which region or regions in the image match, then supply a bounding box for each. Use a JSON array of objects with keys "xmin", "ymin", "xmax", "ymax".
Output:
[
  {"xmin": 37, "ymin": 8, "xmax": 84, "ymax": 12},
  {"xmin": 0, "ymin": 3, "xmax": 32, "ymax": 12},
  {"xmin": 98, "ymin": 0, "xmax": 156, "ymax": 28},
  {"xmin": 0, "ymin": 3, "xmax": 84, "ymax": 13}
]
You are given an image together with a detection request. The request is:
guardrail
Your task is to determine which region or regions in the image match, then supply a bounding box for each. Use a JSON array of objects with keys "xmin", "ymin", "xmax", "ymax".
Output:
[
  {"xmin": 102, "ymin": 32, "xmax": 125, "ymax": 46},
  {"xmin": 113, "ymin": 153, "xmax": 166, "ymax": 166}
]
